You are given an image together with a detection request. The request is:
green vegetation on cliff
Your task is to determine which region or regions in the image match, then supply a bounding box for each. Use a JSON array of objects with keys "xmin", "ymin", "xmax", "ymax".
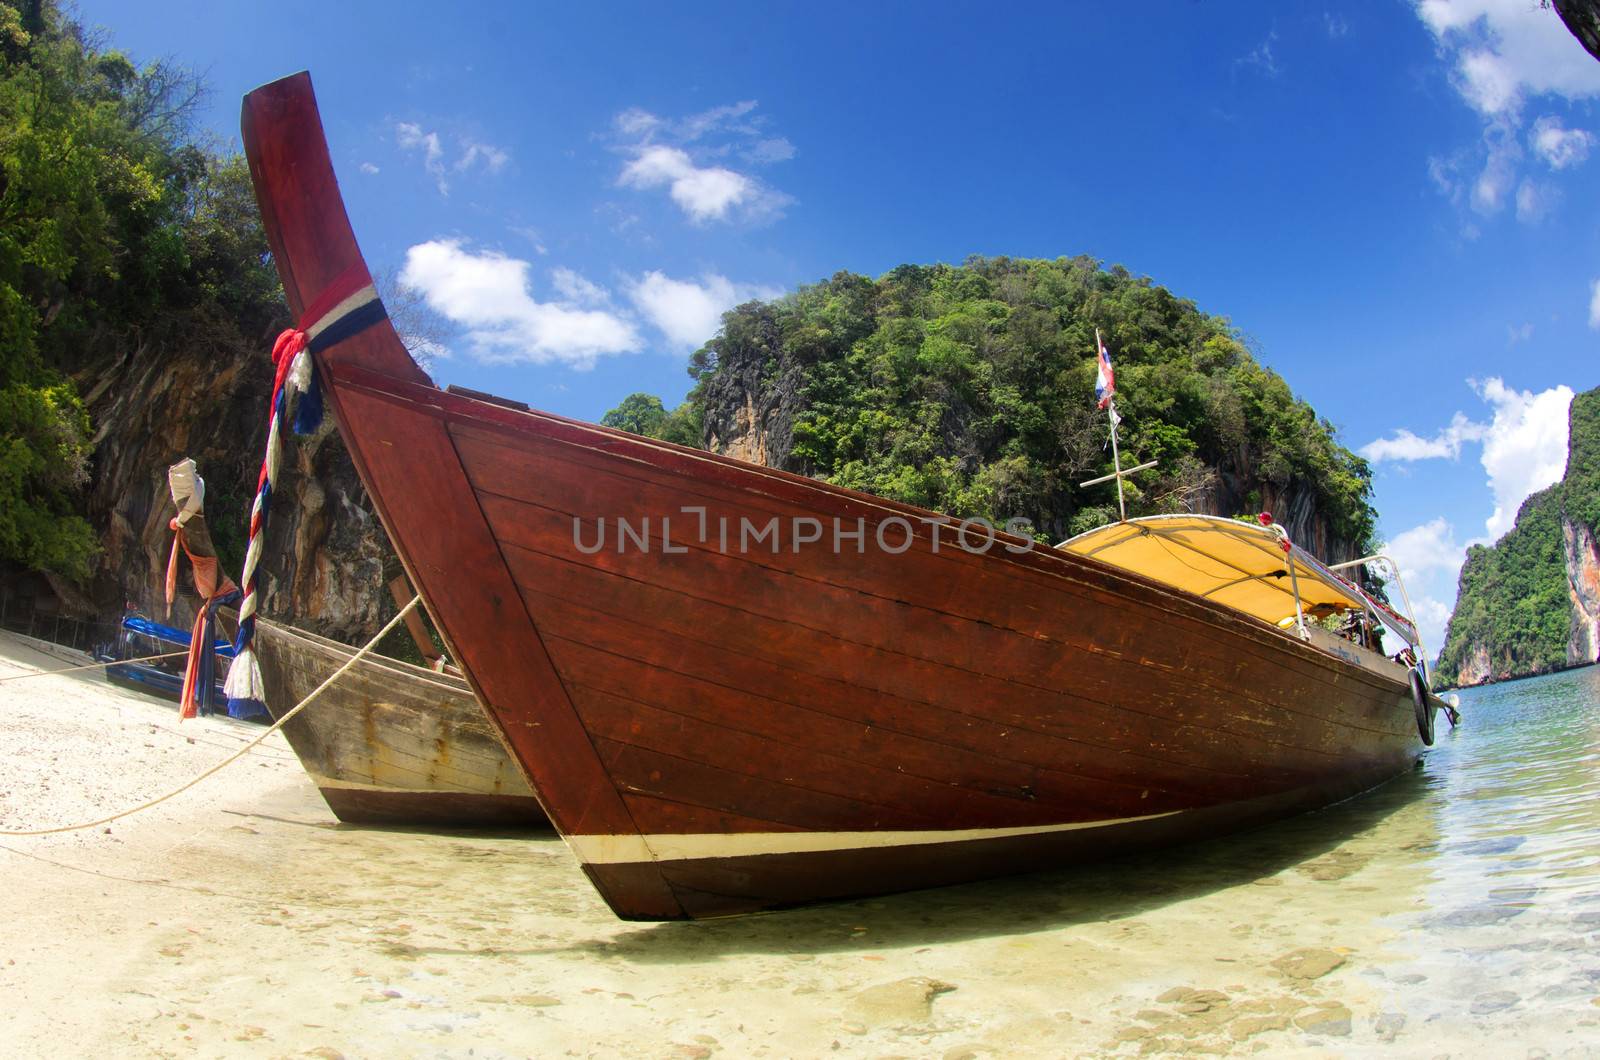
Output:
[
  {"xmin": 610, "ymin": 257, "xmax": 1377, "ymax": 552},
  {"xmin": 1435, "ymin": 388, "xmax": 1600, "ymax": 686},
  {"xmin": 0, "ymin": 0, "xmax": 281, "ymax": 583},
  {"xmin": 1436, "ymin": 487, "xmax": 1572, "ymax": 682}
]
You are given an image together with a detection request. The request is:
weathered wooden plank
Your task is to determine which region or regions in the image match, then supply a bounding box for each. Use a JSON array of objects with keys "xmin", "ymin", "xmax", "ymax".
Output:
[{"xmin": 252, "ymin": 619, "xmax": 547, "ymax": 827}]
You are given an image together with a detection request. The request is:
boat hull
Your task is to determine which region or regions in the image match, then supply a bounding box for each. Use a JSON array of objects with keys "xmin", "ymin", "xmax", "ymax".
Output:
[
  {"xmin": 583, "ymin": 773, "xmax": 1404, "ymax": 918},
  {"xmin": 242, "ymin": 73, "xmax": 1424, "ymax": 919},
  {"xmin": 253, "ymin": 620, "xmax": 548, "ymax": 828}
]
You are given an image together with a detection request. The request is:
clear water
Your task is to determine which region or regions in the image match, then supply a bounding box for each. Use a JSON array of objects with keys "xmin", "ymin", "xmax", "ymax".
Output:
[{"xmin": 1361, "ymin": 664, "xmax": 1600, "ymax": 1040}]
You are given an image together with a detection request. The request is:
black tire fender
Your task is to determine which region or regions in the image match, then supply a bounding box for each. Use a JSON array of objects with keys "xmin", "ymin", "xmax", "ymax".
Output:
[{"xmin": 1409, "ymin": 667, "xmax": 1435, "ymax": 746}]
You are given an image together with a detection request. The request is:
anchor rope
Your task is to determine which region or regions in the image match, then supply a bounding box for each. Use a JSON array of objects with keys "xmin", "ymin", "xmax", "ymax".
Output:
[{"xmin": 0, "ymin": 595, "xmax": 419, "ymax": 837}]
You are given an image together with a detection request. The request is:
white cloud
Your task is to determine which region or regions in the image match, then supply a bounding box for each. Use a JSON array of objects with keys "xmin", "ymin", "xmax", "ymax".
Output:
[
  {"xmin": 1387, "ymin": 517, "xmax": 1470, "ymax": 577},
  {"xmin": 1475, "ymin": 378, "xmax": 1573, "ymax": 538},
  {"xmin": 1324, "ymin": 12, "xmax": 1349, "ymax": 39},
  {"xmin": 744, "ymin": 138, "xmax": 797, "ymax": 164},
  {"xmin": 1362, "ymin": 378, "xmax": 1574, "ymax": 540},
  {"xmin": 1471, "ymin": 118, "xmax": 1521, "ymax": 213},
  {"xmin": 1413, "ymin": 2, "xmax": 1600, "ymax": 230},
  {"xmin": 509, "ymin": 225, "xmax": 548, "ymax": 256},
  {"xmin": 399, "ymin": 240, "xmax": 640, "ymax": 367},
  {"xmin": 1530, "ymin": 115, "xmax": 1595, "ymax": 168},
  {"xmin": 613, "ymin": 107, "xmax": 661, "ymax": 138},
  {"xmin": 620, "ymin": 100, "xmax": 762, "ymax": 144},
  {"xmin": 457, "ymin": 139, "xmax": 509, "ymax": 173},
  {"xmin": 620, "ymin": 146, "xmax": 757, "ymax": 224},
  {"xmin": 1238, "ymin": 31, "xmax": 1280, "ymax": 77},
  {"xmin": 1506, "ymin": 321, "xmax": 1534, "ymax": 346},
  {"xmin": 1413, "ymin": 0, "xmax": 1600, "ymax": 116},
  {"xmin": 627, "ymin": 271, "xmax": 781, "ymax": 349},
  {"xmin": 396, "ymin": 123, "xmax": 509, "ymax": 193},
  {"xmin": 1427, "ymin": 154, "xmax": 1466, "ymax": 206},
  {"xmin": 611, "ymin": 101, "xmax": 794, "ymax": 226},
  {"xmin": 1360, "ymin": 411, "xmax": 1488, "ymax": 462},
  {"xmin": 1589, "ymin": 278, "xmax": 1600, "ymax": 329},
  {"xmin": 676, "ymin": 100, "xmax": 759, "ymax": 142},
  {"xmin": 1514, "ymin": 178, "xmax": 1557, "ymax": 222},
  {"xmin": 549, "ymin": 267, "xmax": 610, "ymax": 307},
  {"xmin": 396, "ymin": 121, "xmax": 447, "ymax": 194},
  {"xmin": 1381, "ymin": 517, "xmax": 1472, "ymax": 653},
  {"xmin": 359, "ymin": 162, "xmax": 380, "ymax": 175}
]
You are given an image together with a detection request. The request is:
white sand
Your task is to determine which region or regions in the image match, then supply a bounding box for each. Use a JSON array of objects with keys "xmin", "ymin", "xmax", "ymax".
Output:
[{"xmin": 2, "ymin": 629, "xmax": 1595, "ymax": 1058}]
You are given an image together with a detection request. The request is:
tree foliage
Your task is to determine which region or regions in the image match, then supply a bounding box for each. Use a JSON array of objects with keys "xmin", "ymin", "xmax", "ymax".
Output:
[
  {"xmin": 615, "ymin": 256, "xmax": 1377, "ymax": 550},
  {"xmin": 1434, "ymin": 488, "xmax": 1572, "ymax": 683},
  {"xmin": 600, "ymin": 392, "xmax": 668, "ymax": 436},
  {"xmin": 602, "ymin": 390, "xmax": 701, "ymax": 447},
  {"xmin": 0, "ymin": 0, "xmax": 282, "ymax": 582}
]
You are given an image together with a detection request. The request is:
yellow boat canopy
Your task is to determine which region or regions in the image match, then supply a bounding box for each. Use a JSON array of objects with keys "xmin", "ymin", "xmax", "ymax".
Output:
[{"xmin": 1058, "ymin": 514, "xmax": 1418, "ymax": 646}]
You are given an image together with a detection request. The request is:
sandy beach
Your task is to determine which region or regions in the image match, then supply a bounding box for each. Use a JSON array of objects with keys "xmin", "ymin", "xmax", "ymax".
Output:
[{"xmin": 2, "ymin": 629, "xmax": 1596, "ymax": 1058}]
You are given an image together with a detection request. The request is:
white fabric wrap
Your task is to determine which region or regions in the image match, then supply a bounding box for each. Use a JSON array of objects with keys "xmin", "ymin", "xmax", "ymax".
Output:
[{"xmin": 167, "ymin": 458, "xmax": 205, "ymax": 527}]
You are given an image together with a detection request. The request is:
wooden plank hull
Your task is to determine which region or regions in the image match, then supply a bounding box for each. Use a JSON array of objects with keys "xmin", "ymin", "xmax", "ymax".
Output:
[
  {"xmin": 241, "ymin": 73, "xmax": 1426, "ymax": 919},
  {"xmin": 252, "ymin": 620, "xmax": 548, "ymax": 828}
]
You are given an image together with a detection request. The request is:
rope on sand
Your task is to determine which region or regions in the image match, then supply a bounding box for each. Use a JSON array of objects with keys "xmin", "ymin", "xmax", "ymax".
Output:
[
  {"xmin": 0, "ymin": 596, "xmax": 420, "ymax": 837},
  {"xmin": 0, "ymin": 649, "xmax": 191, "ymax": 683}
]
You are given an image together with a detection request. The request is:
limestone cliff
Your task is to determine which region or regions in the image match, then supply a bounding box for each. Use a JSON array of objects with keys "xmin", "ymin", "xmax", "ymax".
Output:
[
  {"xmin": 1564, "ymin": 514, "xmax": 1600, "ymax": 664},
  {"xmin": 1435, "ymin": 386, "xmax": 1600, "ymax": 686},
  {"xmin": 69, "ymin": 335, "xmax": 394, "ymax": 643}
]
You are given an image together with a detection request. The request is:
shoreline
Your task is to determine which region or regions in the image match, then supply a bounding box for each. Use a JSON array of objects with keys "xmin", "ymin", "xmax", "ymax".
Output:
[{"xmin": 3, "ymin": 629, "xmax": 1594, "ymax": 1057}]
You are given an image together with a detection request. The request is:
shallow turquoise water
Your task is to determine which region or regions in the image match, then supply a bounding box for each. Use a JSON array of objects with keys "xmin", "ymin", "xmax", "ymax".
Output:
[{"xmin": 1360, "ymin": 663, "xmax": 1600, "ymax": 1040}]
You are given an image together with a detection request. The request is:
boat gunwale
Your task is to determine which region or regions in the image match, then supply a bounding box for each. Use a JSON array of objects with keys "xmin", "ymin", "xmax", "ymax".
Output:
[
  {"xmin": 330, "ymin": 363, "xmax": 1413, "ymax": 702},
  {"xmin": 254, "ymin": 617, "xmax": 466, "ymax": 696}
]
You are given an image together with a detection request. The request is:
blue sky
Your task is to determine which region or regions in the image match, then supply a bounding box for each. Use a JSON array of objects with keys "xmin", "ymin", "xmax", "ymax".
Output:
[{"xmin": 84, "ymin": 1, "xmax": 1600, "ymax": 652}]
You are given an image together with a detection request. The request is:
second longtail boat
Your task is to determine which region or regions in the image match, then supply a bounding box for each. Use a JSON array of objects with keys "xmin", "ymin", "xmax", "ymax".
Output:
[{"xmin": 252, "ymin": 618, "xmax": 549, "ymax": 828}]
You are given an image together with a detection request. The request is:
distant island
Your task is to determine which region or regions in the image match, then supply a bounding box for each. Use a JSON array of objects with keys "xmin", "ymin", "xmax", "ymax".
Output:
[{"xmin": 1434, "ymin": 387, "xmax": 1600, "ymax": 687}]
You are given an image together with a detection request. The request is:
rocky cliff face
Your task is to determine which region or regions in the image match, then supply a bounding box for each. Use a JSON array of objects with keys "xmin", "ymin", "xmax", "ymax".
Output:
[
  {"xmin": 1454, "ymin": 643, "xmax": 1494, "ymax": 687},
  {"xmin": 1564, "ymin": 514, "xmax": 1600, "ymax": 666},
  {"xmin": 70, "ymin": 336, "xmax": 393, "ymax": 642},
  {"xmin": 1201, "ymin": 468, "xmax": 1364, "ymax": 567}
]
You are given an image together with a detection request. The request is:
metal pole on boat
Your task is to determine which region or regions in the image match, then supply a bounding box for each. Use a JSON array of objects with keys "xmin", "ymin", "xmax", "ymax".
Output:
[
  {"xmin": 1284, "ymin": 554, "xmax": 1309, "ymax": 639},
  {"xmin": 1107, "ymin": 400, "xmax": 1126, "ymax": 523}
]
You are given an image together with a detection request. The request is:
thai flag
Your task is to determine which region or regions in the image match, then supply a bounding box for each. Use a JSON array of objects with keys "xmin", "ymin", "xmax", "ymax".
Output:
[{"xmin": 1095, "ymin": 332, "xmax": 1115, "ymax": 410}]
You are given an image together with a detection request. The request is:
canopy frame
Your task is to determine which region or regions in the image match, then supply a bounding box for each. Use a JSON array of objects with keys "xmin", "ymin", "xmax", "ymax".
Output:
[{"xmin": 1060, "ymin": 514, "xmax": 1422, "ymax": 654}]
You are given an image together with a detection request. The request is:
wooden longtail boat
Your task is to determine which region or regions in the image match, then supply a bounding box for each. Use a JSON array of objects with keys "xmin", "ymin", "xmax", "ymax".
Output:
[
  {"xmin": 242, "ymin": 72, "xmax": 1444, "ymax": 920},
  {"xmin": 252, "ymin": 618, "xmax": 548, "ymax": 827}
]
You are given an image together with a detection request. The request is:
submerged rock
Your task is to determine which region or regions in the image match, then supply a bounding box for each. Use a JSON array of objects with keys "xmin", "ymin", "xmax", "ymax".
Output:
[
  {"xmin": 1271, "ymin": 948, "xmax": 1347, "ymax": 980},
  {"xmin": 847, "ymin": 977, "xmax": 957, "ymax": 1028},
  {"xmin": 1470, "ymin": 991, "xmax": 1520, "ymax": 1015}
]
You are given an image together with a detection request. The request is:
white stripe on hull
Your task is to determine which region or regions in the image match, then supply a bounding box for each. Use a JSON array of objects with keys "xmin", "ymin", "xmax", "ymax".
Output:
[
  {"xmin": 565, "ymin": 810, "xmax": 1183, "ymax": 865},
  {"xmin": 306, "ymin": 284, "xmax": 379, "ymax": 338}
]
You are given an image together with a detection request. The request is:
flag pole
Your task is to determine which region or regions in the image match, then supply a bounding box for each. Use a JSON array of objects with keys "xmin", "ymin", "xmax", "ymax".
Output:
[
  {"xmin": 1096, "ymin": 327, "xmax": 1127, "ymax": 523},
  {"xmin": 1108, "ymin": 399, "xmax": 1126, "ymax": 522}
]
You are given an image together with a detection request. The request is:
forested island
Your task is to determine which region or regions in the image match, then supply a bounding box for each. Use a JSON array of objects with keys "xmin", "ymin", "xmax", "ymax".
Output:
[
  {"xmin": 605, "ymin": 259, "xmax": 1379, "ymax": 561},
  {"xmin": 1434, "ymin": 387, "xmax": 1600, "ymax": 687}
]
